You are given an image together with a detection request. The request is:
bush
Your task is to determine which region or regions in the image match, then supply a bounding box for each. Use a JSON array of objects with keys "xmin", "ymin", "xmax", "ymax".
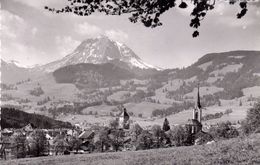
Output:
[
  {"xmin": 135, "ymin": 130, "xmax": 153, "ymax": 150},
  {"xmin": 202, "ymin": 112, "xmax": 224, "ymax": 121},
  {"xmin": 209, "ymin": 121, "xmax": 239, "ymax": 140}
]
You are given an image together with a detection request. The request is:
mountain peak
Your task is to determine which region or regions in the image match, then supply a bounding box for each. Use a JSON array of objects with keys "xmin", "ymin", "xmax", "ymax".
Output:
[{"xmin": 39, "ymin": 36, "xmax": 161, "ymax": 72}]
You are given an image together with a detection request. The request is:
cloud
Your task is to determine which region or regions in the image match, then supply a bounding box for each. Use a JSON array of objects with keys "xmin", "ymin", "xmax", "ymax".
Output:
[
  {"xmin": 2, "ymin": 42, "xmax": 49, "ymax": 67},
  {"xmin": 216, "ymin": 15, "xmax": 257, "ymax": 29},
  {"xmin": 0, "ymin": 10, "xmax": 27, "ymax": 40},
  {"xmin": 55, "ymin": 36, "xmax": 80, "ymax": 57},
  {"xmin": 105, "ymin": 29, "xmax": 129, "ymax": 42},
  {"xmin": 75, "ymin": 22, "xmax": 102, "ymax": 37},
  {"xmin": 0, "ymin": 10, "xmax": 49, "ymax": 66},
  {"xmin": 32, "ymin": 27, "xmax": 38, "ymax": 36},
  {"xmin": 12, "ymin": 0, "xmax": 67, "ymax": 10}
]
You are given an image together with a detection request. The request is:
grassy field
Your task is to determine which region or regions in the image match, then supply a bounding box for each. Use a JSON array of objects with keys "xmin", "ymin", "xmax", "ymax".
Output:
[{"xmin": 2, "ymin": 134, "xmax": 260, "ymax": 165}]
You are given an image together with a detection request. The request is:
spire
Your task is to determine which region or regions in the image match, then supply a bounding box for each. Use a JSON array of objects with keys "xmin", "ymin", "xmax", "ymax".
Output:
[{"xmin": 196, "ymin": 83, "xmax": 202, "ymax": 109}]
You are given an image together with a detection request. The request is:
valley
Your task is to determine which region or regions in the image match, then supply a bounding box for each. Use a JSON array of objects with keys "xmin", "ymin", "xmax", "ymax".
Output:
[{"xmin": 1, "ymin": 36, "xmax": 260, "ymax": 129}]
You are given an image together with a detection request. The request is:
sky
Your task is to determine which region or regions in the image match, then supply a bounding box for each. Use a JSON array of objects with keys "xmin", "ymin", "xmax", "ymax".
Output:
[{"xmin": 1, "ymin": 0, "xmax": 260, "ymax": 69}]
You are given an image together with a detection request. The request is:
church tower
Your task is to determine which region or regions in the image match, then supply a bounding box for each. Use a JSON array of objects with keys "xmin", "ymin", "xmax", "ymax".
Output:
[
  {"xmin": 193, "ymin": 83, "xmax": 202, "ymax": 122},
  {"xmin": 119, "ymin": 107, "xmax": 130, "ymax": 129}
]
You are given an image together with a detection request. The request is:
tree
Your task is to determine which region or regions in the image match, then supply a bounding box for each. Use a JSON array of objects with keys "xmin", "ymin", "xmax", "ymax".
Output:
[
  {"xmin": 67, "ymin": 136, "xmax": 82, "ymax": 152},
  {"xmin": 130, "ymin": 123, "xmax": 143, "ymax": 142},
  {"xmin": 163, "ymin": 118, "xmax": 170, "ymax": 132},
  {"xmin": 136, "ymin": 130, "xmax": 153, "ymax": 150},
  {"xmin": 109, "ymin": 129, "xmax": 125, "ymax": 152},
  {"xmin": 53, "ymin": 135, "xmax": 69, "ymax": 155},
  {"xmin": 109, "ymin": 119, "xmax": 119, "ymax": 129},
  {"xmin": 11, "ymin": 132, "xmax": 27, "ymax": 158},
  {"xmin": 242, "ymin": 102, "xmax": 260, "ymax": 134},
  {"xmin": 239, "ymin": 100, "xmax": 243, "ymax": 106},
  {"xmin": 27, "ymin": 130, "xmax": 48, "ymax": 157},
  {"xmin": 94, "ymin": 127, "xmax": 110, "ymax": 152},
  {"xmin": 151, "ymin": 125, "xmax": 165, "ymax": 148},
  {"xmin": 224, "ymin": 109, "xmax": 233, "ymax": 115},
  {"xmin": 45, "ymin": 0, "xmax": 249, "ymax": 37},
  {"xmin": 169, "ymin": 126, "xmax": 189, "ymax": 146}
]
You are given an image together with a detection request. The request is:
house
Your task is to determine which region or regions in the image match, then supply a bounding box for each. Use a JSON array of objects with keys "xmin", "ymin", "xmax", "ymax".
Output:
[
  {"xmin": 22, "ymin": 123, "xmax": 36, "ymax": 133},
  {"xmin": 78, "ymin": 130, "xmax": 95, "ymax": 142}
]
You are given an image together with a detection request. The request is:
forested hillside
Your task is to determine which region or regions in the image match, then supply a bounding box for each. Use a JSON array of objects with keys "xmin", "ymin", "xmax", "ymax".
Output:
[{"xmin": 1, "ymin": 107, "xmax": 73, "ymax": 129}]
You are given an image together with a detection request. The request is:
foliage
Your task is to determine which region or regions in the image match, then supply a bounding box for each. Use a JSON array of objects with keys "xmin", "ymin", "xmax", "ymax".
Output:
[
  {"xmin": 136, "ymin": 130, "xmax": 153, "ymax": 150},
  {"xmin": 67, "ymin": 136, "xmax": 82, "ymax": 152},
  {"xmin": 109, "ymin": 129, "xmax": 125, "ymax": 151},
  {"xmin": 109, "ymin": 119, "xmax": 119, "ymax": 129},
  {"xmin": 11, "ymin": 132, "xmax": 27, "ymax": 158},
  {"xmin": 53, "ymin": 63, "xmax": 135, "ymax": 89},
  {"xmin": 169, "ymin": 126, "xmax": 189, "ymax": 146},
  {"xmin": 162, "ymin": 118, "xmax": 170, "ymax": 132},
  {"xmin": 194, "ymin": 131, "xmax": 214, "ymax": 145},
  {"xmin": 151, "ymin": 125, "xmax": 165, "ymax": 148},
  {"xmin": 94, "ymin": 127, "xmax": 110, "ymax": 152},
  {"xmin": 201, "ymin": 112, "xmax": 224, "ymax": 121},
  {"xmin": 45, "ymin": 0, "xmax": 248, "ymax": 37},
  {"xmin": 1, "ymin": 107, "xmax": 73, "ymax": 129},
  {"xmin": 4, "ymin": 133, "xmax": 260, "ymax": 165},
  {"xmin": 27, "ymin": 130, "xmax": 48, "ymax": 157},
  {"xmin": 242, "ymin": 102, "xmax": 260, "ymax": 134},
  {"xmin": 224, "ymin": 109, "xmax": 233, "ymax": 115},
  {"xmin": 130, "ymin": 123, "xmax": 143, "ymax": 142},
  {"xmin": 209, "ymin": 121, "xmax": 239, "ymax": 140},
  {"xmin": 29, "ymin": 87, "xmax": 44, "ymax": 96},
  {"xmin": 151, "ymin": 102, "xmax": 194, "ymax": 117}
]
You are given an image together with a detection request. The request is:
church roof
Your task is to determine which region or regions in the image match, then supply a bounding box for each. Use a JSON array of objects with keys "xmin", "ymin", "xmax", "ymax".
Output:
[
  {"xmin": 78, "ymin": 130, "xmax": 95, "ymax": 139},
  {"xmin": 196, "ymin": 84, "xmax": 202, "ymax": 109}
]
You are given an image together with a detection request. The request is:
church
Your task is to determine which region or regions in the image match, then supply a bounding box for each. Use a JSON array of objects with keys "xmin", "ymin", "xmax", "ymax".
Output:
[
  {"xmin": 186, "ymin": 84, "xmax": 203, "ymax": 135},
  {"xmin": 118, "ymin": 107, "xmax": 130, "ymax": 129}
]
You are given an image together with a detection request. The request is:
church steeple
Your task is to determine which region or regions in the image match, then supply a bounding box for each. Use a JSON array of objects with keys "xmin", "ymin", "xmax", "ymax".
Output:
[
  {"xmin": 196, "ymin": 83, "xmax": 202, "ymax": 109},
  {"xmin": 193, "ymin": 83, "xmax": 202, "ymax": 122}
]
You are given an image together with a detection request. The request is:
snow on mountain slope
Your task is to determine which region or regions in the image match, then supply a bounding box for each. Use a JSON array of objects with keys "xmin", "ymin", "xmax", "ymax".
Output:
[{"xmin": 38, "ymin": 36, "xmax": 161, "ymax": 72}]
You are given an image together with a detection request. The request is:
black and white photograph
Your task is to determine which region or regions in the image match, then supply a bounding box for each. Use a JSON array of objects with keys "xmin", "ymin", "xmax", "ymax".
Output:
[{"xmin": 1, "ymin": 0, "xmax": 260, "ymax": 164}]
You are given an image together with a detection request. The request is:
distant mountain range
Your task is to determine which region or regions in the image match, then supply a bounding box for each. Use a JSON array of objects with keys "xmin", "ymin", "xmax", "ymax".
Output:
[{"xmin": 37, "ymin": 35, "xmax": 161, "ymax": 72}]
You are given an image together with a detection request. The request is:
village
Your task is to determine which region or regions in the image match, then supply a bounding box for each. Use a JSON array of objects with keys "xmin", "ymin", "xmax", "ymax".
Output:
[{"xmin": 0, "ymin": 87, "xmax": 223, "ymax": 160}]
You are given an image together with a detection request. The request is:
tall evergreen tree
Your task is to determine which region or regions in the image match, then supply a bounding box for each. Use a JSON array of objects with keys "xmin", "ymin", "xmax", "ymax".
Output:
[{"xmin": 163, "ymin": 118, "xmax": 170, "ymax": 132}]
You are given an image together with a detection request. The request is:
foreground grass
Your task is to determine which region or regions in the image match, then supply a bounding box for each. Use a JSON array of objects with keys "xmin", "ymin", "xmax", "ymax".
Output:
[{"xmin": 2, "ymin": 134, "xmax": 260, "ymax": 165}]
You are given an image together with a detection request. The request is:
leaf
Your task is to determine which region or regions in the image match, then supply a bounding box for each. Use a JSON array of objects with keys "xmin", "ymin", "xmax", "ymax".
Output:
[
  {"xmin": 239, "ymin": 2, "xmax": 247, "ymax": 9},
  {"xmin": 192, "ymin": 31, "xmax": 199, "ymax": 38},
  {"xmin": 200, "ymin": 12, "xmax": 206, "ymax": 17},
  {"xmin": 179, "ymin": 2, "xmax": 188, "ymax": 9},
  {"xmin": 237, "ymin": 8, "xmax": 247, "ymax": 19}
]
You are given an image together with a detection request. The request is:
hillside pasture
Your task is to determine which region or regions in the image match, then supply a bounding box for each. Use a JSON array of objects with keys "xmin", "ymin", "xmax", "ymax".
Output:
[
  {"xmin": 242, "ymin": 86, "xmax": 260, "ymax": 98},
  {"xmin": 184, "ymin": 86, "xmax": 224, "ymax": 98},
  {"xmin": 210, "ymin": 63, "xmax": 243, "ymax": 76}
]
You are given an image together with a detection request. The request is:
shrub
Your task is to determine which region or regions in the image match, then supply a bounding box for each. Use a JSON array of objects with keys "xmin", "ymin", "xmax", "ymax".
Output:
[
  {"xmin": 209, "ymin": 121, "xmax": 239, "ymax": 140},
  {"xmin": 224, "ymin": 109, "xmax": 233, "ymax": 115},
  {"xmin": 135, "ymin": 130, "xmax": 153, "ymax": 150}
]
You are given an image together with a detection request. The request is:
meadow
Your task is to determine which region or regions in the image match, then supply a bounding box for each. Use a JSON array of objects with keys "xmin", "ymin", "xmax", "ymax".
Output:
[{"xmin": 2, "ymin": 133, "xmax": 260, "ymax": 165}]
